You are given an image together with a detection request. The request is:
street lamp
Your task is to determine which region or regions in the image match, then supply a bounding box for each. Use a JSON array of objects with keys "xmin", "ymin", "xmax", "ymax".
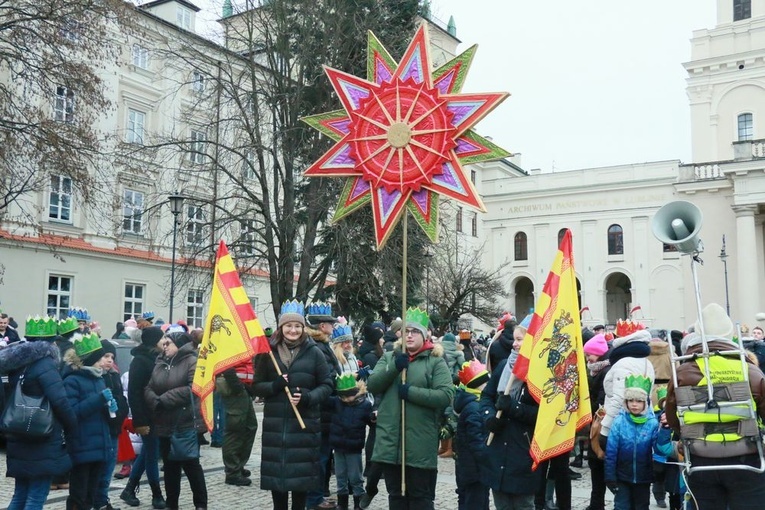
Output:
[
  {"xmin": 424, "ymin": 247, "xmax": 433, "ymax": 313},
  {"xmin": 168, "ymin": 193, "xmax": 185, "ymax": 323},
  {"xmin": 720, "ymin": 234, "xmax": 730, "ymax": 316}
]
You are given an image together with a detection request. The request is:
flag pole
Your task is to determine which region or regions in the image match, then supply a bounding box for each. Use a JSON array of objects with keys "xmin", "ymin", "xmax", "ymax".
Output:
[
  {"xmin": 486, "ymin": 373, "xmax": 515, "ymax": 445},
  {"xmin": 400, "ymin": 212, "xmax": 408, "ymax": 494},
  {"xmin": 268, "ymin": 351, "xmax": 306, "ymax": 429}
]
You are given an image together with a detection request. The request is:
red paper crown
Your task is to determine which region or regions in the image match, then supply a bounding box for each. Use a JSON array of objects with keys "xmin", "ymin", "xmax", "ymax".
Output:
[
  {"xmin": 458, "ymin": 360, "xmax": 488, "ymax": 387},
  {"xmin": 615, "ymin": 319, "xmax": 645, "ymax": 338}
]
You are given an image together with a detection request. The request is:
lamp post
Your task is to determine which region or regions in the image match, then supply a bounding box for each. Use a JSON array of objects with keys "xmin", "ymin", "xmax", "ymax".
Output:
[
  {"xmin": 720, "ymin": 234, "xmax": 730, "ymax": 316},
  {"xmin": 168, "ymin": 193, "xmax": 185, "ymax": 324},
  {"xmin": 424, "ymin": 247, "xmax": 433, "ymax": 313}
]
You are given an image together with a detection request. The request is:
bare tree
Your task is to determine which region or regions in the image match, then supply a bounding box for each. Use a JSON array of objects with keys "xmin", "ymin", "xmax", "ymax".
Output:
[{"xmin": 0, "ymin": 0, "xmax": 128, "ymax": 222}]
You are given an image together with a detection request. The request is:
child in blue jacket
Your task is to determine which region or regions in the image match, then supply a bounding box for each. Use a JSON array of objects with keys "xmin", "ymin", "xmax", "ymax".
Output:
[{"xmin": 605, "ymin": 374, "xmax": 674, "ymax": 510}]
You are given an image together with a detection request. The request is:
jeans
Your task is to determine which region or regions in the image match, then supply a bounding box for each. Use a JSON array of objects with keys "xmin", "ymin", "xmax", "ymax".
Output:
[
  {"xmin": 129, "ymin": 431, "xmax": 160, "ymax": 484},
  {"xmin": 457, "ymin": 481, "xmax": 490, "ymax": 510},
  {"xmin": 68, "ymin": 461, "xmax": 105, "ymax": 510},
  {"xmin": 95, "ymin": 437, "xmax": 119, "ymax": 508},
  {"xmin": 653, "ymin": 460, "xmax": 668, "ymax": 502},
  {"xmin": 7, "ymin": 477, "xmax": 53, "ymax": 510},
  {"xmin": 335, "ymin": 451, "xmax": 364, "ymax": 497},
  {"xmin": 492, "ymin": 490, "xmax": 535, "ymax": 510},
  {"xmin": 687, "ymin": 453, "xmax": 765, "ymax": 510},
  {"xmin": 614, "ymin": 481, "xmax": 650, "ymax": 510},
  {"xmin": 159, "ymin": 437, "xmax": 208, "ymax": 508},
  {"xmin": 305, "ymin": 431, "xmax": 332, "ymax": 506},
  {"xmin": 211, "ymin": 391, "xmax": 226, "ymax": 444},
  {"xmin": 380, "ymin": 462, "xmax": 437, "ymax": 510}
]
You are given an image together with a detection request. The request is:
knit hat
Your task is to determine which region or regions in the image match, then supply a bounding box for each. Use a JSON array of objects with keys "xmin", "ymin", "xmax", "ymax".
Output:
[
  {"xmin": 695, "ymin": 303, "xmax": 735, "ymax": 342},
  {"xmin": 264, "ymin": 327, "xmax": 274, "ymax": 338},
  {"xmin": 370, "ymin": 321, "xmax": 386, "ymax": 332},
  {"xmin": 390, "ymin": 319, "xmax": 403, "ymax": 334},
  {"xmin": 405, "ymin": 308, "xmax": 429, "ymax": 337},
  {"xmin": 520, "ymin": 314, "xmax": 533, "ymax": 329},
  {"xmin": 457, "ymin": 360, "xmax": 489, "ymax": 389},
  {"xmin": 124, "ymin": 318, "xmax": 138, "ymax": 329},
  {"xmin": 141, "ymin": 326, "xmax": 164, "ymax": 347},
  {"xmin": 582, "ymin": 328, "xmax": 595, "ymax": 343},
  {"xmin": 443, "ymin": 333, "xmax": 457, "ymax": 343},
  {"xmin": 583, "ymin": 334, "xmax": 609, "ymax": 357},
  {"xmin": 623, "ymin": 374, "xmax": 652, "ymax": 402},
  {"xmin": 278, "ymin": 300, "xmax": 305, "ymax": 328},
  {"xmin": 168, "ymin": 332, "xmax": 192, "ymax": 349},
  {"xmin": 100, "ymin": 339, "xmax": 117, "ymax": 357}
]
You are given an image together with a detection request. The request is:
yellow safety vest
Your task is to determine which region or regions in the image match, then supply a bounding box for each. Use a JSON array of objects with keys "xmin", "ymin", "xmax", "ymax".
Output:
[{"xmin": 680, "ymin": 356, "xmax": 758, "ymax": 443}]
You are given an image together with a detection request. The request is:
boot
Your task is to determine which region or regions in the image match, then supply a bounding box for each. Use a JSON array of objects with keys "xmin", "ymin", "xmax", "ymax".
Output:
[
  {"xmin": 119, "ymin": 479, "xmax": 140, "ymax": 507},
  {"xmin": 570, "ymin": 439, "xmax": 584, "ymax": 467},
  {"xmin": 337, "ymin": 494, "xmax": 349, "ymax": 510},
  {"xmin": 114, "ymin": 463, "xmax": 132, "ymax": 480},
  {"xmin": 358, "ymin": 489, "xmax": 376, "ymax": 509},
  {"xmin": 438, "ymin": 438, "xmax": 453, "ymax": 458},
  {"xmin": 352, "ymin": 495, "xmax": 361, "ymax": 510},
  {"xmin": 150, "ymin": 482, "xmax": 166, "ymax": 509}
]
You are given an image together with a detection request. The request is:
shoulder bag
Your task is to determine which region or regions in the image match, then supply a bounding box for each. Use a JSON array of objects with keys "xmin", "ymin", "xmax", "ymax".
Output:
[
  {"xmin": 168, "ymin": 389, "xmax": 200, "ymax": 461},
  {"xmin": 0, "ymin": 369, "xmax": 54, "ymax": 439}
]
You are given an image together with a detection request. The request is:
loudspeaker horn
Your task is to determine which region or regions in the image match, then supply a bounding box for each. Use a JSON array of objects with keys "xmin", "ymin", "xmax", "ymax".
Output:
[{"xmin": 651, "ymin": 200, "xmax": 703, "ymax": 254}]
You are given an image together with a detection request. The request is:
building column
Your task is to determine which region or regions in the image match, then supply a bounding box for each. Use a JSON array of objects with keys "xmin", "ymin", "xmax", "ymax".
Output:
[{"xmin": 734, "ymin": 205, "xmax": 759, "ymax": 323}]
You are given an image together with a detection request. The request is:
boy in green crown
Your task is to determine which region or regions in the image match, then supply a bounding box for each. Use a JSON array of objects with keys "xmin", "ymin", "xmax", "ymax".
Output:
[{"xmin": 605, "ymin": 375, "xmax": 674, "ymax": 510}]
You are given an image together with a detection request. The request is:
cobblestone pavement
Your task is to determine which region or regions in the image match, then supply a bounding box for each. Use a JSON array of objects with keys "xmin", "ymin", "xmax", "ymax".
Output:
[{"xmin": 0, "ymin": 405, "xmax": 668, "ymax": 509}]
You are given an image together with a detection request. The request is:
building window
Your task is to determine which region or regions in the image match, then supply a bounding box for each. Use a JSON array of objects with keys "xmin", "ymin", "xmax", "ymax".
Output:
[
  {"xmin": 608, "ymin": 224, "xmax": 624, "ymax": 255},
  {"xmin": 557, "ymin": 228, "xmax": 567, "ymax": 247},
  {"xmin": 738, "ymin": 113, "xmax": 753, "ymax": 141},
  {"xmin": 54, "ymin": 85, "xmax": 75, "ymax": 123},
  {"xmin": 126, "ymin": 109, "xmax": 145, "ymax": 144},
  {"xmin": 456, "ymin": 207, "xmax": 463, "ymax": 232},
  {"xmin": 186, "ymin": 204, "xmax": 205, "ymax": 245},
  {"xmin": 241, "ymin": 219, "xmax": 257, "ymax": 255},
  {"xmin": 471, "ymin": 212, "xmax": 478, "ymax": 237},
  {"xmin": 132, "ymin": 44, "xmax": 149, "ymax": 69},
  {"xmin": 249, "ymin": 296, "xmax": 259, "ymax": 313},
  {"xmin": 470, "ymin": 169, "xmax": 476, "ymax": 184},
  {"xmin": 176, "ymin": 6, "xmax": 191, "ymax": 29},
  {"xmin": 187, "ymin": 289, "xmax": 205, "ymax": 328},
  {"xmin": 49, "ymin": 175, "xmax": 72, "ymax": 222},
  {"xmin": 123, "ymin": 283, "xmax": 144, "ymax": 321},
  {"xmin": 734, "ymin": 0, "xmax": 751, "ymax": 21},
  {"xmin": 189, "ymin": 129, "xmax": 206, "ymax": 164},
  {"xmin": 192, "ymin": 71, "xmax": 205, "ymax": 93},
  {"xmin": 47, "ymin": 275, "xmax": 72, "ymax": 319},
  {"xmin": 122, "ymin": 189, "xmax": 144, "ymax": 234},
  {"xmin": 243, "ymin": 151, "xmax": 256, "ymax": 180},
  {"xmin": 514, "ymin": 232, "xmax": 528, "ymax": 261}
]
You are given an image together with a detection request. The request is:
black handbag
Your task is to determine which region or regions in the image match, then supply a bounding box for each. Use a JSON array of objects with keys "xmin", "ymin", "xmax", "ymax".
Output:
[
  {"xmin": 168, "ymin": 391, "xmax": 200, "ymax": 461},
  {"xmin": 0, "ymin": 370, "xmax": 54, "ymax": 439}
]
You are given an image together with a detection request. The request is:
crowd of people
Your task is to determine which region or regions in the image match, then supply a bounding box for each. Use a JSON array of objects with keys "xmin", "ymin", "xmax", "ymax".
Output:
[{"xmin": 1, "ymin": 300, "xmax": 764, "ymax": 510}]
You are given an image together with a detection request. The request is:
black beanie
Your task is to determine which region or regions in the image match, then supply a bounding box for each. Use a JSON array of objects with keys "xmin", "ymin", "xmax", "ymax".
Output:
[
  {"xmin": 101, "ymin": 339, "xmax": 117, "ymax": 357},
  {"xmin": 82, "ymin": 347, "xmax": 106, "ymax": 367},
  {"xmin": 169, "ymin": 332, "xmax": 192, "ymax": 349},
  {"xmin": 141, "ymin": 326, "xmax": 164, "ymax": 347}
]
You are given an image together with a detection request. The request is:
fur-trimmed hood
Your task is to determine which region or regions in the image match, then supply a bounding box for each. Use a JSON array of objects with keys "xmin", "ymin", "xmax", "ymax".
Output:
[
  {"xmin": 63, "ymin": 348, "xmax": 85, "ymax": 369},
  {"xmin": 0, "ymin": 340, "xmax": 60, "ymax": 373},
  {"xmin": 306, "ymin": 326, "xmax": 331, "ymax": 344},
  {"xmin": 392, "ymin": 338, "xmax": 444, "ymax": 358}
]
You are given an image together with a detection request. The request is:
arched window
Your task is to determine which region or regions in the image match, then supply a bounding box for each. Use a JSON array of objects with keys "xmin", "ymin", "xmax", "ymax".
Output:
[
  {"xmin": 557, "ymin": 228, "xmax": 567, "ymax": 247},
  {"xmin": 608, "ymin": 224, "xmax": 624, "ymax": 255},
  {"xmin": 514, "ymin": 232, "xmax": 528, "ymax": 261},
  {"xmin": 738, "ymin": 113, "xmax": 753, "ymax": 141}
]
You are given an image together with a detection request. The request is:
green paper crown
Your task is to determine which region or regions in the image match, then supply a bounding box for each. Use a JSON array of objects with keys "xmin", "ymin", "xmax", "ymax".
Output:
[
  {"xmin": 336, "ymin": 373, "xmax": 358, "ymax": 393},
  {"xmin": 656, "ymin": 386, "xmax": 668, "ymax": 401},
  {"xmin": 57, "ymin": 317, "xmax": 79, "ymax": 335},
  {"xmin": 405, "ymin": 307, "xmax": 429, "ymax": 330},
  {"xmin": 25, "ymin": 315, "xmax": 58, "ymax": 338},
  {"xmin": 625, "ymin": 374, "xmax": 652, "ymax": 396},
  {"xmin": 73, "ymin": 332, "xmax": 102, "ymax": 358}
]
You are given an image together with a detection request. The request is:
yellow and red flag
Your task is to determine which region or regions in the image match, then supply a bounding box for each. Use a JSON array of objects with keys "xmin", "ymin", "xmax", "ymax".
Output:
[
  {"xmin": 512, "ymin": 229, "xmax": 591, "ymax": 469},
  {"xmin": 192, "ymin": 240, "xmax": 270, "ymax": 431}
]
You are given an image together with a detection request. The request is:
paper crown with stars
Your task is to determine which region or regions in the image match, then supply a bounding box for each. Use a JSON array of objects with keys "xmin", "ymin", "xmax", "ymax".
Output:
[
  {"xmin": 624, "ymin": 374, "xmax": 652, "ymax": 402},
  {"xmin": 331, "ymin": 323, "xmax": 353, "ymax": 344},
  {"xmin": 278, "ymin": 300, "xmax": 306, "ymax": 328},
  {"xmin": 73, "ymin": 332, "xmax": 102, "ymax": 358},
  {"xmin": 25, "ymin": 315, "xmax": 58, "ymax": 338},
  {"xmin": 57, "ymin": 316, "xmax": 79, "ymax": 335},
  {"xmin": 405, "ymin": 307, "xmax": 429, "ymax": 337}
]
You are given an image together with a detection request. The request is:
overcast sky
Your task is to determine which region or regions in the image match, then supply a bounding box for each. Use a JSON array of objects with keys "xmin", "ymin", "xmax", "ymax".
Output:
[
  {"xmin": 194, "ymin": 0, "xmax": 719, "ymax": 173},
  {"xmin": 428, "ymin": 0, "xmax": 718, "ymax": 172}
]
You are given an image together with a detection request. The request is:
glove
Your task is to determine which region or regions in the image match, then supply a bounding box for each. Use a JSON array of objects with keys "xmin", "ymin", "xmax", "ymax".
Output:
[
  {"xmin": 398, "ymin": 383, "xmax": 411, "ymax": 401},
  {"xmin": 486, "ymin": 416, "xmax": 504, "ymax": 433},
  {"xmin": 272, "ymin": 376, "xmax": 289, "ymax": 394},
  {"xmin": 101, "ymin": 388, "xmax": 113, "ymax": 402},
  {"xmin": 107, "ymin": 398, "xmax": 118, "ymax": 414},
  {"xmin": 394, "ymin": 353, "xmax": 410, "ymax": 372},
  {"xmin": 356, "ymin": 367, "xmax": 371, "ymax": 381},
  {"xmin": 606, "ymin": 482, "xmax": 619, "ymax": 494},
  {"xmin": 495, "ymin": 394, "xmax": 518, "ymax": 412}
]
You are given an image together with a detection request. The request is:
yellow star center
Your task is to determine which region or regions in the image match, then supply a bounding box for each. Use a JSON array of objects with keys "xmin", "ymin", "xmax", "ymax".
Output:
[{"xmin": 386, "ymin": 122, "xmax": 412, "ymax": 148}]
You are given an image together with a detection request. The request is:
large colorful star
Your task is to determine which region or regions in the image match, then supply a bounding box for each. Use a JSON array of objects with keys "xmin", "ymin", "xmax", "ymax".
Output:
[{"xmin": 303, "ymin": 26, "xmax": 511, "ymax": 249}]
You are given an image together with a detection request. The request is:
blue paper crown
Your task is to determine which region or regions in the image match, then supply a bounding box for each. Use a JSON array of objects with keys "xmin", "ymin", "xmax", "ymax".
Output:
[
  {"xmin": 68, "ymin": 307, "xmax": 91, "ymax": 322},
  {"xmin": 332, "ymin": 324, "xmax": 353, "ymax": 342},
  {"xmin": 280, "ymin": 300, "xmax": 305, "ymax": 317},
  {"xmin": 306, "ymin": 302, "xmax": 332, "ymax": 316},
  {"xmin": 142, "ymin": 311, "xmax": 155, "ymax": 320}
]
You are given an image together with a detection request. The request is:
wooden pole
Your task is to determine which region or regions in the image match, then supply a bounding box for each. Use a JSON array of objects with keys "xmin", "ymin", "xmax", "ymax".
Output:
[
  {"xmin": 268, "ymin": 350, "xmax": 306, "ymax": 429},
  {"xmin": 400, "ymin": 212, "xmax": 408, "ymax": 494},
  {"xmin": 486, "ymin": 373, "xmax": 515, "ymax": 445}
]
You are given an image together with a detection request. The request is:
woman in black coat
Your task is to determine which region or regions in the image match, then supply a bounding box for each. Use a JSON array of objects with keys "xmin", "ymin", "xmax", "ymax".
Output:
[
  {"xmin": 252, "ymin": 307, "xmax": 333, "ymax": 510},
  {"xmin": 0, "ymin": 331, "xmax": 77, "ymax": 510}
]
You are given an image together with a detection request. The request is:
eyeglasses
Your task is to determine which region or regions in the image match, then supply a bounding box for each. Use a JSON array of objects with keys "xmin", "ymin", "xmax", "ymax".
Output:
[{"xmin": 405, "ymin": 328, "xmax": 421, "ymax": 336}]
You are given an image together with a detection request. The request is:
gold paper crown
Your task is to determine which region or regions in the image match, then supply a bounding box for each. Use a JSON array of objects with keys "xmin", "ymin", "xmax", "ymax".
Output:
[{"xmin": 615, "ymin": 319, "xmax": 645, "ymax": 338}]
